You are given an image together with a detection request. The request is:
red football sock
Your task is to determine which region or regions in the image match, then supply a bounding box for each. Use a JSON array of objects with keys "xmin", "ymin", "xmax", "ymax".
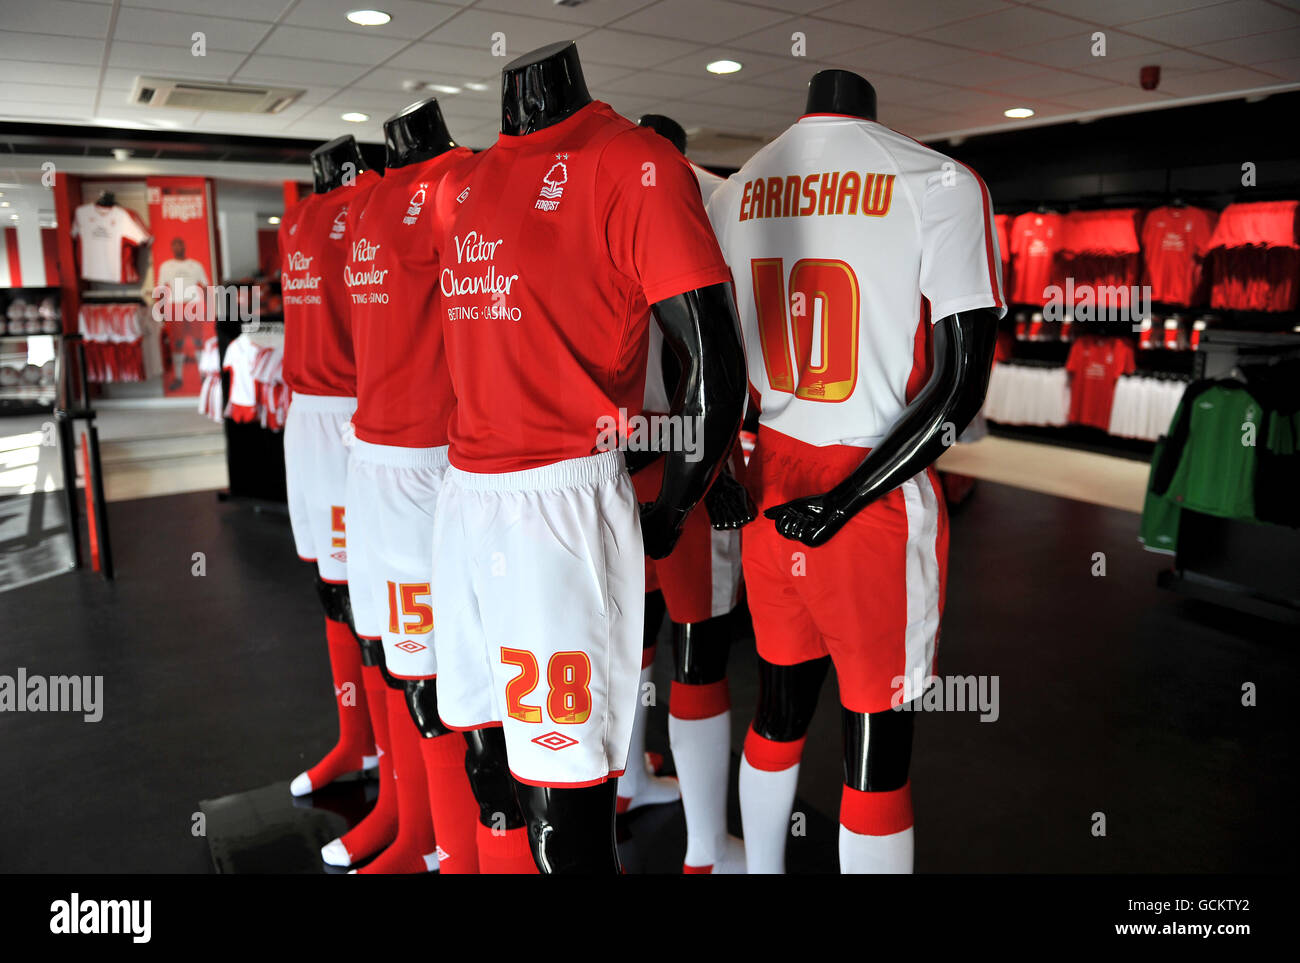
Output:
[
  {"xmin": 475, "ymin": 823, "xmax": 537, "ymax": 874},
  {"xmin": 359, "ymin": 687, "xmax": 438, "ymax": 873},
  {"xmin": 295, "ymin": 618, "xmax": 374, "ymax": 794},
  {"xmin": 335, "ymin": 664, "xmax": 397, "ymax": 862},
  {"xmin": 419, "ymin": 731, "xmax": 480, "ymax": 874}
]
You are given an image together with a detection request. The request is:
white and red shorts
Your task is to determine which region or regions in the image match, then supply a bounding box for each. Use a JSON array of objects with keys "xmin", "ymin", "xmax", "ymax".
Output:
[
  {"xmin": 431, "ymin": 450, "xmax": 644, "ymax": 788},
  {"xmin": 742, "ymin": 427, "xmax": 949, "ymax": 714},
  {"xmin": 284, "ymin": 393, "xmax": 355, "ymax": 584},
  {"xmin": 632, "ymin": 458, "xmax": 741, "ymax": 623},
  {"xmin": 346, "ymin": 439, "xmax": 449, "ymax": 679}
]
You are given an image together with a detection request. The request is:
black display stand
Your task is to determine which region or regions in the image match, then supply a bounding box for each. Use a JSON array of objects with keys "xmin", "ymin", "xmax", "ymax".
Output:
[
  {"xmin": 1157, "ymin": 330, "xmax": 1300, "ymax": 624},
  {"xmin": 215, "ymin": 307, "xmax": 287, "ymax": 508}
]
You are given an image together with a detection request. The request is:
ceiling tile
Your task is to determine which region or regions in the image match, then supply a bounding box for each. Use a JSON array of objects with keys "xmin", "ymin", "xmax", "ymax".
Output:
[
  {"xmin": 1192, "ymin": 27, "xmax": 1300, "ymax": 66},
  {"xmin": 112, "ymin": 9, "xmax": 272, "ymax": 52},
  {"xmin": 0, "ymin": 101, "xmax": 99, "ymax": 121},
  {"xmin": 235, "ymin": 54, "xmax": 368, "ymax": 86},
  {"xmin": 1156, "ymin": 65, "xmax": 1292, "ymax": 96},
  {"xmin": 834, "ymin": 36, "xmax": 980, "ymax": 74},
  {"xmin": 612, "ymin": 0, "xmax": 789, "ymax": 45},
  {"xmin": 1253, "ymin": 56, "xmax": 1300, "ymax": 80},
  {"xmin": 121, "ymin": 0, "xmax": 286, "ymax": 20},
  {"xmin": 575, "ymin": 29, "xmax": 702, "ymax": 69},
  {"xmin": 0, "ymin": 61, "xmax": 104, "ymax": 87},
  {"xmin": 385, "ymin": 40, "xmax": 503, "ymax": 75},
  {"xmin": 922, "ymin": 5, "xmax": 1084, "ymax": 49},
  {"xmin": 475, "ymin": 0, "xmax": 659, "ymax": 27},
  {"xmin": 1070, "ymin": 47, "xmax": 1226, "ymax": 83},
  {"xmin": 0, "ymin": 82, "xmax": 101, "ymax": 106},
  {"xmin": 913, "ymin": 53, "xmax": 1044, "ymax": 87},
  {"xmin": 2, "ymin": 0, "xmax": 112, "ymax": 39},
  {"xmin": 598, "ymin": 70, "xmax": 709, "ymax": 100},
  {"xmin": 652, "ymin": 46, "xmax": 791, "ymax": 80},
  {"xmin": 0, "ymin": 32, "xmax": 103, "ymax": 66},
  {"xmin": 108, "ymin": 42, "xmax": 246, "ymax": 78},
  {"xmin": 282, "ymin": 0, "xmax": 461, "ymax": 37},
  {"xmin": 728, "ymin": 17, "xmax": 891, "ymax": 59},
  {"xmin": 1011, "ymin": 30, "xmax": 1167, "ymax": 69},
  {"xmin": 1031, "ymin": 0, "xmax": 1228, "ymax": 26},
  {"xmin": 423, "ymin": 9, "xmax": 588, "ymax": 53},
  {"xmin": 1123, "ymin": 0, "xmax": 1300, "ymax": 46},
  {"xmin": 981, "ymin": 70, "xmax": 1117, "ymax": 98},
  {"xmin": 256, "ymin": 25, "xmax": 411, "ymax": 65},
  {"xmin": 1051, "ymin": 84, "xmax": 1175, "ymax": 109},
  {"xmin": 815, "ymin": 0, "xmax": 1012, "ymax": 34}
]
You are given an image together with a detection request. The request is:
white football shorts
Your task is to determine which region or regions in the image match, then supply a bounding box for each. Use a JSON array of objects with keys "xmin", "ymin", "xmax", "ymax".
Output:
[
  {"xmin": 346, "ymin": 439, "xmax": 449, "ymax": 679},
  {"xmin": 431, "ymin": 450, "xmax": 645, "ymax": 788},
  {"xmin": 284, "ymin": 393, "xmax": 356, "ymax": 584}
]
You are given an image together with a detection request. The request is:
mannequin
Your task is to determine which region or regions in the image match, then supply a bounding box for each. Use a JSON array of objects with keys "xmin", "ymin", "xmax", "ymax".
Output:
[
  {"xmin": 446, "ymin": 41, "xmax": 747, "ymax": 874},
  {"xmin": 310, "ymin": 134, "xmax": 370, "ymax": 193},
  {"xmin": 730, "ymin": 69, "xmax": 1000, "ymax": 873},
  {"xmin": 614, "ymin": 112, "xmax": 753, "ymax": 873},
  {"xmin": 287, "ymin": 135, "xmax": 381, "ymax": 803}
]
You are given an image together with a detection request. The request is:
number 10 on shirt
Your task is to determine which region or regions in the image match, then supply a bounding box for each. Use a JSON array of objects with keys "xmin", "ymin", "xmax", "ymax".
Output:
[{"xmin": 752, "ymin": 257, "xmax": 860, "ymax": 403}]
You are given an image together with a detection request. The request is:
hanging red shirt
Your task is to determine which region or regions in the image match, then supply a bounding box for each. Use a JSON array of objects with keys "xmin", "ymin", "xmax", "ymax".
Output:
[
  {"xmin": 1066, "ymin": 335, "xmax": 1136, "ymax": 430},
  {"xmin": 1141, "ymin": 206, "xmax": 1217, "ymax": 306},
  {"xmin": 1009, "ymin": 211, "xmax": 1064, "ymax": 305}
]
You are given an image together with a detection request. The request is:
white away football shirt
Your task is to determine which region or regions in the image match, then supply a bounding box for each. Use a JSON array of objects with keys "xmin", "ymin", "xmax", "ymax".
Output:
[
  {"xmin": 71, "ymin": 203, "xmax": 152, "ymax": 284},
  {"xmin": 707, "ymin": 114, "xmax": 1005, "ymax": 448}
]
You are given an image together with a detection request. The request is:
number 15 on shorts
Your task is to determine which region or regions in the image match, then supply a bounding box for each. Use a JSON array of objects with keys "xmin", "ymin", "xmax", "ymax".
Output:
[{"xmin": 501, "ymin": 648, "xmax": 592, "ymax": 725}]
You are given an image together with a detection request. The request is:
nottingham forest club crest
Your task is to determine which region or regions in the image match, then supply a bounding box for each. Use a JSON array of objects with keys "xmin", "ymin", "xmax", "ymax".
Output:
[
  {"xmin": 535, "ymin": 154, "xmax": 569, "ymax": 212},
  {"xmin": 403, "ymin": 184, "xmax": 429, "ymax": 225}
]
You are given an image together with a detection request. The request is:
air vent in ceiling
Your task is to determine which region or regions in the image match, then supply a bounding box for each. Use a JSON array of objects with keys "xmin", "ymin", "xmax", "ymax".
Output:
[{"xmin": 129, "ymin": 77, "xmax": 304, "ymax": 114}]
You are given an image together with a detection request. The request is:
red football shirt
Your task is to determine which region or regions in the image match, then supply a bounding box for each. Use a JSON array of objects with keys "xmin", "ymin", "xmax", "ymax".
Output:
[
  {"xmin": 279, "ymin": 170, "xmax": 381, "ymax": 397},
  {"xmin": 1009, "ymin": 211, "xmax": 1063, "ymax": 305},
  {"xmin": 1141, "ymin": 206, "xmax": 1216, "ymax": 306},
  {"xmin": 431, "ymin": 101, "xmax": 732, "ymax": 473},
  {"xmin": 344, "ymin": 148, "xmax": 472, "ymax": 448},
  {"xmin": 1066, "ymin": 335, "xmax": 1135, "ymax": 430}
]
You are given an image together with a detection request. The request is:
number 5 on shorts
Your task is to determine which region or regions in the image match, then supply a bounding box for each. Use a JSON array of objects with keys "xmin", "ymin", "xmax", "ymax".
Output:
[{"xmin": 500, "ymin": 647, "xmax": 592, "ymax": 725}]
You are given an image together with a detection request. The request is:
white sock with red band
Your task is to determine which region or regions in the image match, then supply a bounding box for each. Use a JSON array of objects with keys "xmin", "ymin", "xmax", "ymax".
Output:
[
  {"xmin": 616, "ymin": 653, "xmax": 680, "ymax": 812},
  {"xmin": 669, "ymin": 678, "xmax": 742, "ymax": 872},
  {"xmin": 738, "ymin": 727, "xmax": 805, "ymax": 874},
  {"xmin": 838, "ymin": 782, "xmax": 914, "ymax": 874}
]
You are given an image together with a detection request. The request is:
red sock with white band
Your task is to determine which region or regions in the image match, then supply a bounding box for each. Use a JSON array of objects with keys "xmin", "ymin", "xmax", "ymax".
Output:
[
  {"xmin": 838, "ymin": 782, "xmax": 914, "ymax": 874},
  {"xmin": 475, "ymin": 823, "xmax": 538, "ymax": 874},
  {"xmin": 669, "ymin": 678, "xmax": 743, "ymax": 873},
  {"xmin": 321, "ymin": 662, "xmax": 396, "ymax": 866},
  {"xmin": 291, "ymin": 618, "xmax": 375, "ymax": 797},
  {"xmin": 419, "ymin": 731, "xmax": 480, "ymax": 874},
  {"xmin": 357, "ymin": 687, "xmax": 438, "ymax": 874},
  {"xmin": 738, "ymin": 727, "xmax": 805, "ymax": 874}
]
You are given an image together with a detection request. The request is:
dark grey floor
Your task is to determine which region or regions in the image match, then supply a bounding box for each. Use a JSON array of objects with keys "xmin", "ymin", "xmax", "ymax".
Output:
[{"xmin": 0, "ymin": 481, "xmax": 1294, "ymax": 873}]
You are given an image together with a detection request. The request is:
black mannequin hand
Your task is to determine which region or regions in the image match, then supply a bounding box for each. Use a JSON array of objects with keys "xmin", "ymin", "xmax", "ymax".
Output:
[
  {"xmin": 639, "ymin": 501, "xmax": 686, "ymax": 559},
  {"xmin": 704, "ymin": 469, "xmax": 756, "ymax": 530},
  {"xmin": 624, "ymin": 448, "xmax": 662, "ymax": 477},
  {"xmin": 764, "ymin": 494, "xmax": 847, "ymax": 547}
]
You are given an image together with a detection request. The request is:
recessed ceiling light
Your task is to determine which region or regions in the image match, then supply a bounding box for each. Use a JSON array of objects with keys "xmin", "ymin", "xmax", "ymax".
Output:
[
  {"xmin": 268, "ymin": 216, "xmax": 281, "ymax": 225},
  {"xmin": 1004, "ymin": 107, "xmax": 1034, "ymax": 118},
  {"xmin": 429, "ymin": 84, "xmax": 460, "ymax": 95},
  {"xmin": 347, "ymin": 9, "xmax": 391, "ymax": 26},
  {"xmin": 0, "ymin": 201, "xmax": 9, "ymax": 207},
  {"xmin": 707, "ymin": 59, "xmax": 742, "ymax": 75},
  {"xmin": 341, "ymin": 112, "xmax": 369, "ymax": 122},
  {"xmin": 464, "ymin": 82, "xmax": 490, "ymax": 92}
]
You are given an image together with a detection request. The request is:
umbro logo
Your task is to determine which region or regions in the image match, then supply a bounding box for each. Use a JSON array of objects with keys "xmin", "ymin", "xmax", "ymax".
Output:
[
  {"xmin": 331, "ymin": 550, "xmax": 347, "ymax": 562},
  {"xmin": 394, "ymin": 640, "xmax": 427, "ymax": 653},
  {"xmin": 532, "ymin": 731, "xmax": 578, "ymax": 751}
]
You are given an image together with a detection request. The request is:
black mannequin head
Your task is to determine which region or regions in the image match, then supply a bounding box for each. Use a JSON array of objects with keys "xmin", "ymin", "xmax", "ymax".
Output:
[
  {"xmin": 95, "ymin": 190, "xmax": 116, "ymax": 207},
  {"xmin": 501, "ymin": 40, "xmax": 592, "ymax": 136},
  {"xmin": 310, "ymin": 134, "xmax": 370, "ymax": 193},
  {"xmin": 638, "ymin": 114, "xmax": 687, "ymax": 155},
  {"xmin": 384, "ymin": 98, "xmax": 458, "ymax": 169},
  {"xmin": 805, "ymin": 69, "xmax": 877, "ymax": 121}
]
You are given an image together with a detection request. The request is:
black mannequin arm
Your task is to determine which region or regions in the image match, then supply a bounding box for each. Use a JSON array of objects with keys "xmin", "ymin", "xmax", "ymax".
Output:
[
  {"xmin": 765, "ymin": 309, "xmax": 998, "ymax": 547},
  {"xmin": 639, "ymin": 283, "xmax": 747, "ymax": 558}
]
